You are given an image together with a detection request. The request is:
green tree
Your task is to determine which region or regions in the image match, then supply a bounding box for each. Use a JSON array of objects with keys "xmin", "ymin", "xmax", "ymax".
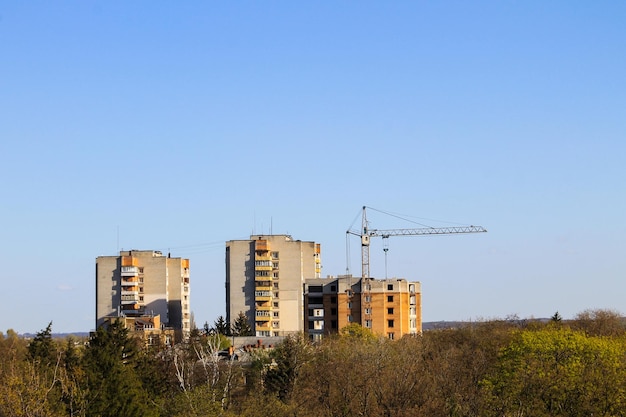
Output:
[
  {"xmin": 28, "ymin": 321, "xmax": 57, "ymax": 367},
  {"xmin": 59, "ymin": 336, "xmax": 87, "ymax": 417},
  {"xmin": 339, "ymin": 323, "xmax": 377, "ymax": 342},
  {"xmin": 263, "ymin": 333, "xmax": 312, "ymax": 402},
  {"xmin": 551, "ymin": 311, "xmax": 563, "ymax": 323},
  {"xmin": 231, "ymin": 312, "xmax": 252, "ymax": 337},
  {"xmin": 483, "ymin": 327, "xmax": 626, "ymax": 416},
  {"xmin": 214, "ymin": 315, "xmax": 231, "ymax": 336},
  {"xmin": 82, "ymin": 321, "xmax": 158, "ymax": 417}
]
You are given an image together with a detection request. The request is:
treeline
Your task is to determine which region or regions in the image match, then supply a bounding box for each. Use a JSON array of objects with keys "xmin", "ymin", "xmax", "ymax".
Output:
[{"xmin": 2, "ymin": 309, "xmax": 626, "ymax": 417}]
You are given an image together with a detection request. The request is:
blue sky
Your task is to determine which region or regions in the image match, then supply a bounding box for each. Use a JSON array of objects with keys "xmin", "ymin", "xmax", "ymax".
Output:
[{"xmin": 1, "ymin": 1, "xmax": 625, "ymax": 334}]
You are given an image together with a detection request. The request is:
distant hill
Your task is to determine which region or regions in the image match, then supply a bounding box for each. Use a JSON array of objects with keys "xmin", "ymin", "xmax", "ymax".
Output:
[{"xmin": 21, "ymin": 332, "xmax": 90, "ymax": 340}]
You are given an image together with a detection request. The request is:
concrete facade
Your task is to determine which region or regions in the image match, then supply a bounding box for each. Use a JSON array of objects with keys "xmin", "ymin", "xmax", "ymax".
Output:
[
  {"xmin": 96, "ymin": 250, "xmax": 191, "ymax": 341},
  {"xmin": 225, "ymin": 235, "xmax": 321, "ymax": 337},
  {"xmin": 304, "ymin": 275, "xmax": 421, "ymax": 341}
]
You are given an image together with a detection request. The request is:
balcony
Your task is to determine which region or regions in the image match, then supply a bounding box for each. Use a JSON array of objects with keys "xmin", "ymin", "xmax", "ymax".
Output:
[
  {"xmin": 255, "ymin": 312, "xmax": 271, "ymax": 321},
  {"xmin": 255, "ymin": 254, "xmax": 271, "ymax": 261},
  {"xmin": 255, "ymin": 240, "xmax": 269, "ymax": 251},
  {"xmin": 121, "ymin": 294, "xmax": 139, "ymax": 305},
  {"xmin": 256, "ymin": 322, "xmax": 271, "ymax": 330},
  {"xmin": 121, "ymin": 266, "xmax": 139, "ymax": 277},
  {"xmin": 121, "ymin": 288, "xmax": 139, "ymax": 295},
  {"xmin": 121, "ymin": 256, "xmax": 138, "ymax": 267},
  {"xmin": 121, "ymin": 278, "xmax": 138, "ymax": 286}
]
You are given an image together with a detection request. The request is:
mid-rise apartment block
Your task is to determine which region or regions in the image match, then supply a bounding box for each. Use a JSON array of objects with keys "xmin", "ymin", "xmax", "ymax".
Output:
[
  {"xmin": 304, "ymin": 275, "xmax": 421, "ymax": 341},
  {"xmin": 225, "ymin": 235, "xmax": 321, "ymax": 337},
  {"xmin": 96, "ymin": 250, "xmax": 191, "ymax": 341}
]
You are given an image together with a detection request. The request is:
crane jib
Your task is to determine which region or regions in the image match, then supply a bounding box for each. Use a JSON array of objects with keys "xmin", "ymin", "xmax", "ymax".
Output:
[{"xmin": 368, "ymin": 226, "xmax": 487, "ymax": 237}]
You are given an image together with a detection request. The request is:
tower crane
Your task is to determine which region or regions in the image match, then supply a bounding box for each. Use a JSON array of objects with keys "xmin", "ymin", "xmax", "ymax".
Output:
[{"xmin": 346, "ymin": 206, "xmax": 487, "ymax": 279}]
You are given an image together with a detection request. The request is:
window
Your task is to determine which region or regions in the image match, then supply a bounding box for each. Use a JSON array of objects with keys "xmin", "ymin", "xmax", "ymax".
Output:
[
  {"xmin": 348, "ymin": 315, "xmax": 353, "ymax": 322},
  {"xmin": 330, "ymin": 285, "xmax": 336, "ymax": 291},
  {"xmin": 388, "ymin": 320, "xmax": 394, "ymax": 328},
  {"xmin": 273, "ymin": 292, "xmax": 279, "ymax": 298},
  {"xmin": 139, "ymin": 296, "xmax": 144, "ymax": 302},
  {"xmin": 273, "ymin": 272, "xmax": 279, "ymax": 278},
  {"xmin": 273, "ymin": 311, "xmax": 279, "ymax": 317},
  {"xmin": 331, "ymin": 320, "xmax": 337, "ymax": 329},
  {"xmin": 331, "ymin": 308, "xmax": 337, "ymax": 315},
  {"xmin": 365, "ymin": 295, "xmax": 371, "ymax": 303},
  {"xmin": 271, "ymin": 251, "xmax": 279, "ymax": 259},
  {"xmin": 139, "ymin": 287, "xmax": 144, "ymax": 293},
  {"xmin": 272, "ymin": 321, "xmax": 279, "ymax": 328},
  {"xmin": 314, "ymin": 309, "xmax": 323, "ymax": 317},
  {"xmin": 409, "ymin": 284, "xmax": 415, "ymax": 293},
  {"xmin": 410, "ymin": 295, "xmax": 416, "ymax": 305},
  {"xmin": 273, "ymin": 302, "xmax": 279, "ymax": 308},
  {"xmin": 330, "ymin": 296, "xmax": 337, "ymax": 304},
  {"xmin": 348, "ymin": 302, "xmax": 352, "ymax": 309},
  {"xmin": 388, "ymin": 332, "xmax": 395, "ymax": 340},
  {"xmin": 309, "ymin": 285, "xmax": 323, "ymax": 292},
  {"xmin": 365, "ymin": 320, "xmax": 372, "ymax": 328},
  {"xmin": 410, "ymin": 306, "xmax": 416, "ymax": 315},
  {"xmin": 387, "ymin": 284, "xmax": 393, "ymax": 290},
  {"xmin": 365, "ymin": 308, "xmax": 371, "ymax": 315},
  {"xmin": 139, "ymin": 267, "xmax": 144, "ymax": 273},
  {"xmin": 387, "ymin": 308, "xmax": 394, "ymax": 315},
  {"xmin": 387, "ymin": 295, "xmax": 394, "ymax": 302},
  {"xmin": 272, "ymin": 262, "xmax": 279, "ymax": 268}
]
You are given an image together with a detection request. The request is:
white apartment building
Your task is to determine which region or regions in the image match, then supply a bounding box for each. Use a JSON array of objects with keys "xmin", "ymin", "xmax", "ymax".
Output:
[
  {"xmin": 96, "ymin": 250, "xmax": 191, "ymax": 341},
  {"xmin": 225, "ymin": 235, "xmax": 321, "ymax": 337}
]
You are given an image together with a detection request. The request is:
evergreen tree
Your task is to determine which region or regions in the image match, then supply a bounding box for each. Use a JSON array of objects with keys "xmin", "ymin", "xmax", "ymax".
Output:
[
  {"xmin": 61, "ymin": 336, "xmax": 87, "ymax": 417},
  {"xmin": 213, "ymin": 315, "xmax": 231, "ymax": 336},
  {"xmin": 82, "ymin": 320, "xmax": 158, "ymax": 417},
  {"xmin": 27, "ymin": 321, "xmax": 56, "ymax": 366},
  {"xmin": 231, "ymin": 312, "xmax": 252, "ymax": 336},
  {"xmin": 263, "ymin": 333, "xmax": 312, "ymax": 402}
]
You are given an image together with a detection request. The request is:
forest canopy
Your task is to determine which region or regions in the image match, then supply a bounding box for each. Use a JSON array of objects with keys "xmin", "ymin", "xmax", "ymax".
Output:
[{"xmin": 1, "ymin": 309, "xmax": 625, "ymax": 417}]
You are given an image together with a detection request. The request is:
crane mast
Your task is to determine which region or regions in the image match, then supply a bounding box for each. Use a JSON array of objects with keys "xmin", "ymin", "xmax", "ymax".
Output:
[{"xmin": 347, "ymin": 206, "xmax": 487, "ymax": 279}]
